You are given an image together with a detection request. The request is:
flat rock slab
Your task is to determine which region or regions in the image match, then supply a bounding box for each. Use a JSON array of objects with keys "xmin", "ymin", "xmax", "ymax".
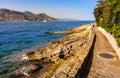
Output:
[{"xmin": 16, "ymin": 24, "xmax": 96, "ymax": 78}]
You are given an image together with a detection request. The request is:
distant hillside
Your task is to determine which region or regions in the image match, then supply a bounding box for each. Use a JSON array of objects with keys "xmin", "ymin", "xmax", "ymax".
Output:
[
  {"xmin": 0, "ymin": 8, "xmax": 56, "ymax": 21},
  {"xmin": 58, "ymin": 18, "xmax": 81, "ymax": 21}
]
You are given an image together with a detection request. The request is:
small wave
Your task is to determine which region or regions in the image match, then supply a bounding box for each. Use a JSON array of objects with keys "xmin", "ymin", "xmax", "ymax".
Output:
[
  {"xmin": 24, "ymin": 40, "xmax": 32, "ymax": 44},
  {"xmin": 0, "ymin": 32, "xmax": 4, "ymax": 34},
  {"xmin": 15, "ymin": 30, "xmax": 31, "ymax": 33},
  {"xmin": 20, "ymin": 67, "xmax": 30, "ymax": 76}
]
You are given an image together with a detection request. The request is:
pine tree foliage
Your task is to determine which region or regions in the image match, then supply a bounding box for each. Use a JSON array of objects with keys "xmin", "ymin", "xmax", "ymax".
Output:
[{"xmin": 94, "ymin": 0, "xmax": 120, "ymax": 45}]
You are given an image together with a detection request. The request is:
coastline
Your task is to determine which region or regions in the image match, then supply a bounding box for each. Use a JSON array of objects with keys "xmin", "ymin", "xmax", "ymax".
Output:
[
  {"xmin": 11, "ymin": 23, "xmax": 120, "ymax": 78},
  {"xmin": 1, "ymin": 23, "xmax": 120, "ymax": 78}
]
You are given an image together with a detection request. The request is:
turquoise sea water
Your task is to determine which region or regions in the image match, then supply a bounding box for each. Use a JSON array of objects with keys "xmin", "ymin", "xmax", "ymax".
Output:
[{"xmin": 0, "ymin": 21, "xmax": 94, "ymax": 76}]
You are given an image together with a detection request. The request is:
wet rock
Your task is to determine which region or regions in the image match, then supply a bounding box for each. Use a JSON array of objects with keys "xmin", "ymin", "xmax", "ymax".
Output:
[{"xmin": 20, "ymin": 64, "xmax": 41, "ymax": 76}]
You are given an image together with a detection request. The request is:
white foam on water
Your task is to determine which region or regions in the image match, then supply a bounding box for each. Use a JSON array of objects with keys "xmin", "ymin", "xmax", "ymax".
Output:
[
  {"xmin": 20, "ymin": 67, "xmax": 30, "ymax": 76},
  {"xmin": 21, "ymin": 54, "xmax": 28, "ymax": 61}
]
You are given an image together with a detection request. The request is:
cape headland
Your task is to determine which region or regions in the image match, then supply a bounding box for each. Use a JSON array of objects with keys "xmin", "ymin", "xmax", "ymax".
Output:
[
  {"xmin": 0, "ymin": 8, "xmax": 56, "ymax": 21},
  {"xmin": 5, "ymin": 23, "xmax": 120, "ymax": 78}
]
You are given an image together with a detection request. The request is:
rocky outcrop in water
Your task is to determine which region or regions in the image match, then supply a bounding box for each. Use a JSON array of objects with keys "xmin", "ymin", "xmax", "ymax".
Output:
[{"xmin": 0, "ymin": 8, "xmax": 56, "ymax": 21}]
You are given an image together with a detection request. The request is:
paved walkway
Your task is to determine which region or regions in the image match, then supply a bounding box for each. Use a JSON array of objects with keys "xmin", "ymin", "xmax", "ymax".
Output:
[{"xmin": 86, "ymin": 27, "xmax": 120, "ymax": 78}]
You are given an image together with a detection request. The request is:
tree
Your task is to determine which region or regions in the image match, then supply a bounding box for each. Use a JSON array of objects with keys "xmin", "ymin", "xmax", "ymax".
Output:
[{"xmin": 94, "ymin": 0, "xmax": 120, "ymax": 45}]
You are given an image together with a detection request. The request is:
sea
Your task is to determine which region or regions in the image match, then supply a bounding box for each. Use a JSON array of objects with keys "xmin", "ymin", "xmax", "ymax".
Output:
[{"xmin": 0, "ymin": 21, "xmax": 94, "ymax": 77}]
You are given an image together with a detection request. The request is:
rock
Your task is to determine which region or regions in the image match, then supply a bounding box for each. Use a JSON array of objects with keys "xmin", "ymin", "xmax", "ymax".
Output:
[
  {"xmin": 19, "ymin": 24, "xmax": 95, "ymax": 78},
  {"xmin": 20, "ymin": 64, "xmax": 40, "ymax": 76}
]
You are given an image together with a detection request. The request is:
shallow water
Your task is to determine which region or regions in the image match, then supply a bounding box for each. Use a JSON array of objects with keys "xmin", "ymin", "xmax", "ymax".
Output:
[{"xmin": 0, "ymin": 21, "xmax": 94, "ymax": 76}]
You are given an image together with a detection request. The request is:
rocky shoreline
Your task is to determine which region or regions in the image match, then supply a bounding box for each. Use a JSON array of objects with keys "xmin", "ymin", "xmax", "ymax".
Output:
[{"xmin": 2, "ymin": 23, "xmax": 120, "ymax": 78}]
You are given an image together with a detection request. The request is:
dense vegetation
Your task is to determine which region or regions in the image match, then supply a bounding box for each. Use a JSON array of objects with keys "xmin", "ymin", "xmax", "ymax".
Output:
[{"xmin": 94, "ymin": 0, "xmax": 120, "ymax": 45}]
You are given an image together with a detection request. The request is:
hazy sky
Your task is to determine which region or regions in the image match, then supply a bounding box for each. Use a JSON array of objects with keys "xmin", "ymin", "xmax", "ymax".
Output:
[{"xmin": 0, "ymin": 0, "xmax": 97, "ymax": 20}]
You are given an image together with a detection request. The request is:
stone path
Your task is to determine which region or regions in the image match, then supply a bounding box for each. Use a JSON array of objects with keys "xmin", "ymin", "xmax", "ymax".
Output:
[{"xmin": 85, "ymin": 26, "xmax": 120, "ymax": 78}]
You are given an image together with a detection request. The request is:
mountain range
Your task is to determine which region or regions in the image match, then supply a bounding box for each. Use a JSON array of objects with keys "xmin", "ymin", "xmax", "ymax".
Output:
[{"xmin": 0, "ymin": 8, "xmax": 56, "ymax": 21}]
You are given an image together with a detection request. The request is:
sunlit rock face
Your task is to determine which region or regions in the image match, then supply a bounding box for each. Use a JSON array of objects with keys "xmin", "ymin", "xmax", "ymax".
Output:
[{"xmin": 12, "ymin": 24, "xmax": 93, "ymax": 78}]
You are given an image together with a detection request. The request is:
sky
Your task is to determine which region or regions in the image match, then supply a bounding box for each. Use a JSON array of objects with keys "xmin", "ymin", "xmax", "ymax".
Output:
[{"xmin": 0, "ymin": 0, "xmax": 97, "ymax": 20}]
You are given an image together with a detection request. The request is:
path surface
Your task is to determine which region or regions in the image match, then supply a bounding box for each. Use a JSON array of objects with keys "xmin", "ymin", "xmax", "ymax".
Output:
[{"xmin": 86, "ymin": 27, "xmax": 120, "ymax": 78}]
